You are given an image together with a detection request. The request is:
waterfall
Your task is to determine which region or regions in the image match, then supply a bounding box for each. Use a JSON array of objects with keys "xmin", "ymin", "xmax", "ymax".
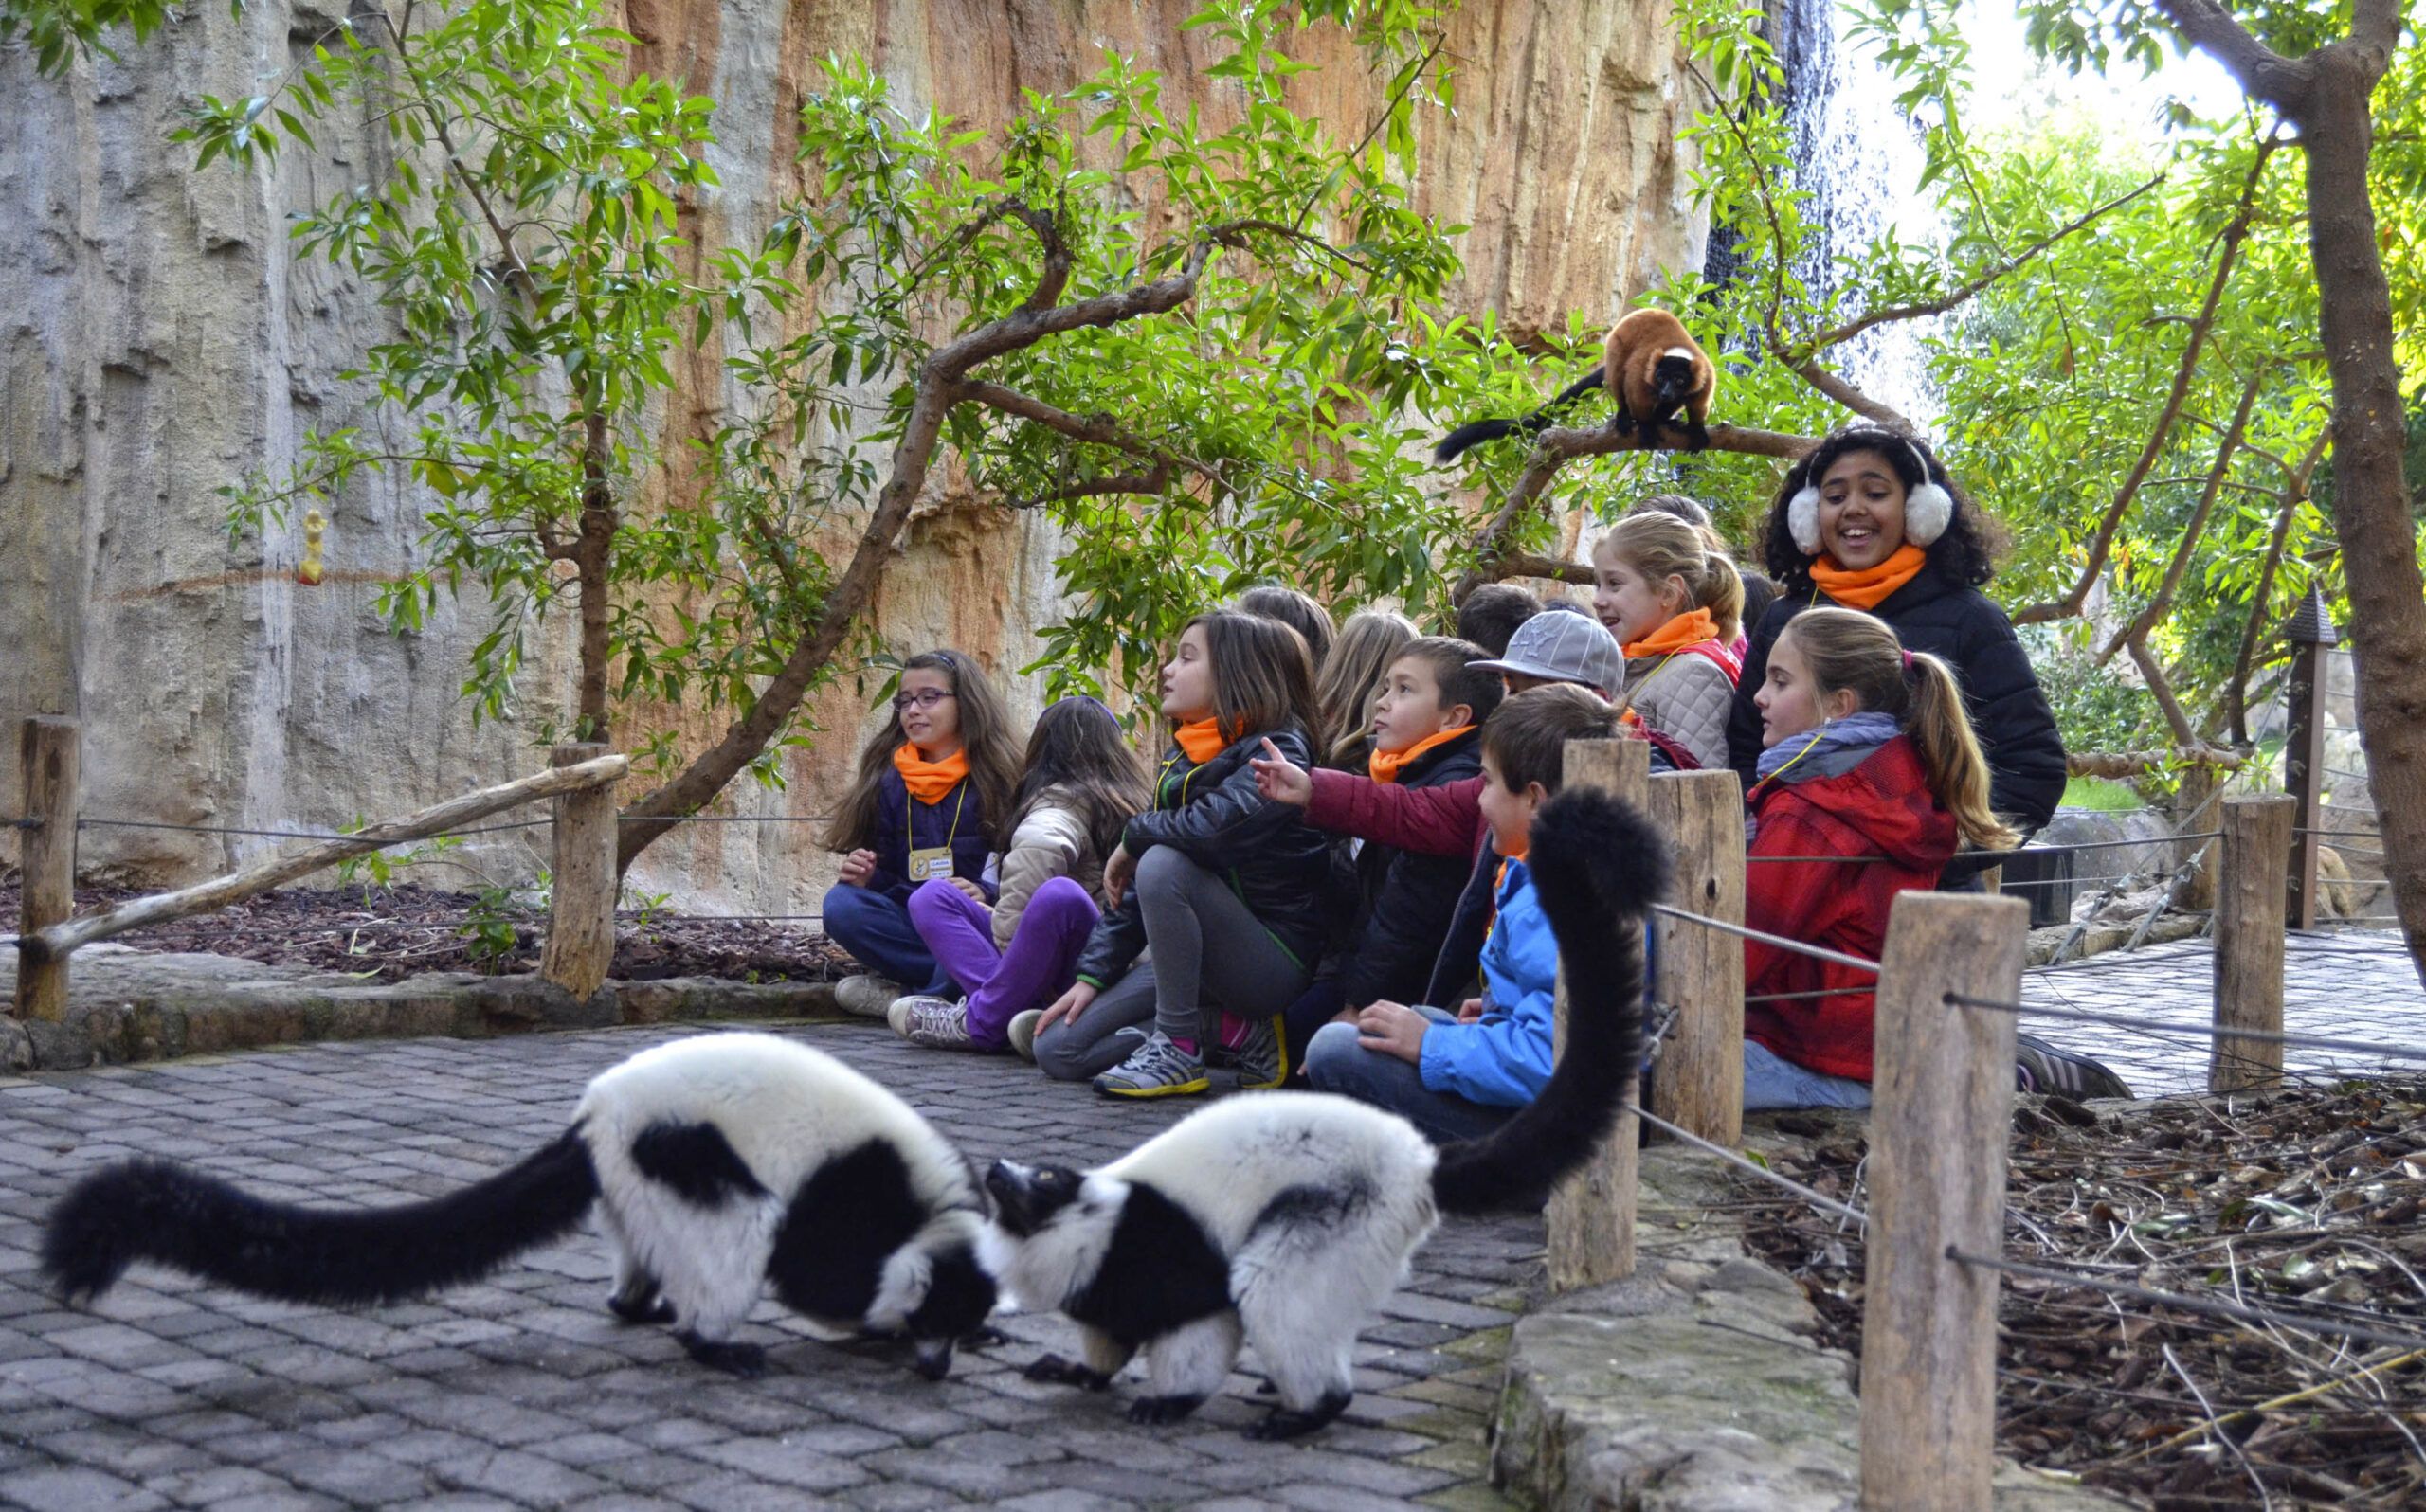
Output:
[{"xmin": 1703, "ymin": 0, "xmax": 1942, "ymax": 427}]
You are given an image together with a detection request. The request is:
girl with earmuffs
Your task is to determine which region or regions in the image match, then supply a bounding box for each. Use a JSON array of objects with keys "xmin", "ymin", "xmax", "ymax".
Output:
[{"xmin": 1724, "ymin": 428, "xmax": 2067, "ymax": 862}]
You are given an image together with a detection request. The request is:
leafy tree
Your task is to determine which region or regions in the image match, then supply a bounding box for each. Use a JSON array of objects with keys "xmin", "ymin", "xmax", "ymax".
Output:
[{"xmin": 129, "ymin": 0, "xmax": 1485, "ymax": 873}]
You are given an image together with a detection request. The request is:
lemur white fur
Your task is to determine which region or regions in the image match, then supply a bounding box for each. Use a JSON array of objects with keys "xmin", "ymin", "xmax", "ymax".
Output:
[
  {"xmin": 986, "ymin": 786, "xmax": 1669, "ymax": 1439},
  {"xmin": 44, "ymin": 1032, "xmax": 997, "ymax": 1381}
]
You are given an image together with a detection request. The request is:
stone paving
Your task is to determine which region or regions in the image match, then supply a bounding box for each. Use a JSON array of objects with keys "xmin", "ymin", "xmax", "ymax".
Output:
[
  {"xmin": 2019, "ymin": 930, "xmax": 2424, "ymax": 1096},
  {"xmin": 0, "ymin": 1025, "xmax": 1531, "ymax": 1512}
]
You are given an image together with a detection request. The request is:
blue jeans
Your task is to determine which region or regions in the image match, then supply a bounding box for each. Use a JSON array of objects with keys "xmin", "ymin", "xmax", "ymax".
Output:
[
  {"xmin": 1743, "ymin": 1039, "xmax": 1872, "ymax": 1110},
  {"xmin": 822, "ymin": 883, "xmax": 949, "ymax": 994},
  {"xmin": 1304, "ymin": 1005, "xmax": 1516, "ymax": 1145}
]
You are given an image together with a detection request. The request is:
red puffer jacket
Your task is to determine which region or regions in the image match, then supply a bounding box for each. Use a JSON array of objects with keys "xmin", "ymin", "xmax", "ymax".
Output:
[{"xmin": 1744, "ymin": 735, "xmax": 1957, "ymax": 1083}]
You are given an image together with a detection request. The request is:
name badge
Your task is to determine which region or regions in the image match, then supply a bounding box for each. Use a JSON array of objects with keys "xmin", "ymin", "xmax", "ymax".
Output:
[{"xmin": 907, "ymin": 847, "xmax": 954, "ymax": 883}]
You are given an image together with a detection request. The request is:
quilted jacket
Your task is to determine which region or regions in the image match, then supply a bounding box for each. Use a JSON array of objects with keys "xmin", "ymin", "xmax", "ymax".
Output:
[
  {"xmin": 1624, "ymin": 647, "xmax": 1739, "ymax": 772},
  {"xmin": 990, "ymin": 794, "xmax": 1108, "ymax": 950},
  {"xmin": 1335, "ymin": 729, "xmax": 1484, "ymax": 1009},
  {"xmin": 1743, "ymin": 735, "xmax": 1956, "ymax": 1083}
]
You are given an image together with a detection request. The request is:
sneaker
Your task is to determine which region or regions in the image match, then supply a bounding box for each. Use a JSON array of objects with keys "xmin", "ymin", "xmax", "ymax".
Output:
[
  {"xmin": 888, "ymin": 996, "xmax": 973, "ymax": 1051},
  {"xmin": 2015, "ymin": 1033, "xmax": 2134, "ymax": 1100},
  {"xmin": 1007, "ymin": 1009, "xmax": 1043, "ymax": 1063},
  {"xmin": 1234, "ymin": 1016, "xmax": 1289, "ymax": 1091},
  {"xmin": 1093, "ymin": 1031, "xmax": 1211, "ymax": 1099},
  {"xmin": 835, "ymin": 975, "xmax": 909, "ymax": 1018}
]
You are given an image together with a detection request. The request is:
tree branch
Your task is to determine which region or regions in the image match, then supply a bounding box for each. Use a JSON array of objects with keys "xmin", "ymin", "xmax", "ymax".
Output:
[
  {"xmin": 2226, "ymin": 426, "xmax": 2332, "ymax": 744},
  {"xmin": 2013, "ymin": 137, "xmax": 2278, "ymax": 626},
  {"xmin": 1797, "ymin": 173, "xmax": 2166, "ymax": 356},
  {"xmin": 955, "ymin": 381, "xmax": 1225, "ymax": 492},
  {"xmin": 2097, "ymin": 367, "xmax": 2263, "ymax": 664},
  {"xmin": 1480, "ymin": 550, "xmax": 1595, "ymax": 588},
  {"xmin": 2151, "ymin": 0, "xmax": 2314, "ymax": 111},
  {"xmin": 1782, "ymin": 351, "xmax": 1913, "ymax": 429},
  {"xmin": 1004, "ymin": 462, "xmax": 1174, "ymax": 511},
  {"xmin": 1450, "ymin": 420, "xmax": 1820, "ymax": 603}
]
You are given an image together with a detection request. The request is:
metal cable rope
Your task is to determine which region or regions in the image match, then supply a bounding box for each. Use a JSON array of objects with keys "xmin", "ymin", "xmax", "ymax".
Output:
[
  {"xmin": 1945, "ymin": 1249, "xmax": 2426, "ymax": 1355},
  {"xmin": 1943, "ymin": 991, "xmax": 2426, "ymax": 1065},
  {"xmin": 1648, "ymin": 903, "xmax": 1882, "ymax": 975}
]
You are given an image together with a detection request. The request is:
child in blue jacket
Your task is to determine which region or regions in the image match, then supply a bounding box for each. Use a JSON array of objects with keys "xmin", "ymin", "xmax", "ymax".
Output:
[{"xmin": 1301, "ymin": 684, "xmax": 1623, "ymax": 1143}]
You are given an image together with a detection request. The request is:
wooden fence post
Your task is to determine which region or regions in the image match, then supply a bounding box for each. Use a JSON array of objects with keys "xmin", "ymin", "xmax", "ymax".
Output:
[
  {"xmin": 2174, "ymin": 762, "xmax": 2219, "ymax": 914},
  {"xmin": 541, "ymin": 743, "xmax": 618, "ymax": 1001},
  {"xmin": 2212, "ymin": 795, "xmax": 2294, "ymax": 1093},
  {"xmin": 1645, "ymin": 768, "xmax": 1744, "ymax": 1146},
  {"xmin": 1547, "ymin": 737, "xmax": 1649, "ymax": 1291},
  {"xmin": 13, "ymin": 717, "xmax": 80, "ymax": 1022},
  {"xmin": 1859, "ymin": 891, "xmax": 2029, "ymax": 1512},
  {"xmin": 2281, "ymin": 587, "xmax": 2336, "ymax": 929}
]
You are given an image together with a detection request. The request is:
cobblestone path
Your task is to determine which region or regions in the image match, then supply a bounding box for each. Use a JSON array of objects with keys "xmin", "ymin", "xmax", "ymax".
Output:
[{"xmin": 0, "ymin": 1026, "xmax": 1530, "ymax": 1511}]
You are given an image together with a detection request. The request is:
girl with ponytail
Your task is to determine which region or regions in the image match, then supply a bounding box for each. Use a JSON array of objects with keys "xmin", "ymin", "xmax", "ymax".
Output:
[
  {"xmin": 1590, "ymin": 510, "xmax": 1745, "ymax": 770},
  {"xmin": 1737, "ymin": 609, "xmax": 2009, "ymax": 1108},
  {"xmin": 1723, "ymin": 428, "xmax": 2066, "ymax": 860}
]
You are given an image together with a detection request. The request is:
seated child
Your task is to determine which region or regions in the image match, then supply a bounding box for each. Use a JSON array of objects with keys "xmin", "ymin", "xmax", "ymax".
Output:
[
  {"xmin": 1296, "ymin": 686, "xmax": 1624, "ymax": 1143},
  {"xmin": 1028, "ymin": 612, "xmax": 1332, "ymax": 1097},
  {"xmin": 1591, "ymin": 510, "xmax": 1744, "ymax": 770},
  {"xmin": 1744, "ymin": 608, "xmax": 2128, "ymax": 1107},
  {"xmin": 1279, "ymin": 639, "xmax": 1504, "ymax": 1053},
  {"xmin": 820, "ymin": 650, "xmax": 1023, "ymax": 1017},
  {"xmin": 889, "ymin": 696, "xmax": 1149, "ymax": 1052}
]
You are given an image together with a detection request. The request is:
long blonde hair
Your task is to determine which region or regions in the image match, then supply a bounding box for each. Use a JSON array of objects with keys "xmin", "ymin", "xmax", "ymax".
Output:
[
  {"xmin": 1779, "ymin": 608, "xmax": 2018, "ymax": 850},
  {"xmin": 1316, "ymin": 609, "xmax": 1418, "ymax": 766},
  {"xmin": 1594, "ymin": 512, "xmax": 1745, "ymax": 642}
]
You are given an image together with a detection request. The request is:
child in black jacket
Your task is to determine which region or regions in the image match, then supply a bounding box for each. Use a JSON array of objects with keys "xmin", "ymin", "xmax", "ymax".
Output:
[{"xmin": 1028, "ymin": 613, "xmax": 1332, "ymax": 1098}]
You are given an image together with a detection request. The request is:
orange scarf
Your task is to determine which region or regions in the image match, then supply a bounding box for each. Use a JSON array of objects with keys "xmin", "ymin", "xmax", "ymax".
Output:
[
  {"xmin": 892, "ymin": 745, "xmax": 970, "ymax": 805},
  {"xmin": 1367, "ymin": 726, "xmax": 1474, "ymax": 785},
  {"xmin": 1173, "ymin": 717, "xmax": 1230, "ymax": 765},
  {"xmin": 1622, "ymin": 607, "xmax": 1721, "ymax": 659},
  {"xmin": 1809, "ymin": 544, "xmax": 1927, "ymax": 611}
]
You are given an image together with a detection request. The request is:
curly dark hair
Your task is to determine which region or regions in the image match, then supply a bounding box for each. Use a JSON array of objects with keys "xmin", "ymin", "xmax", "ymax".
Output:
[{"xmin": 1758, "ymin": 428, "xmax": 2001, "ymax": 595}]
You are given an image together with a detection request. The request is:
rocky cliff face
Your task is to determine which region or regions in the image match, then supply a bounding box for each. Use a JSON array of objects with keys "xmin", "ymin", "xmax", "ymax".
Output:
[{"xmin": 1, "ymin": 0, "xmax": 1703, "ymax": 909}]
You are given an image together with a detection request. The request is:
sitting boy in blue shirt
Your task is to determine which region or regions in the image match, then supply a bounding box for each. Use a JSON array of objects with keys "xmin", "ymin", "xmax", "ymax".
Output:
[{"xmin": 1299, "ymin": 684, "xmax": 1623, "ymax": 1143}]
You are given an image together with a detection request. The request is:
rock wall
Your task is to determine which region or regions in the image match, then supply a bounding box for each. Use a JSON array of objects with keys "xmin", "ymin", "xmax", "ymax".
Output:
[{"xmin": 1, "ymin": 0, "xmax": 1706, "ymax": 909}]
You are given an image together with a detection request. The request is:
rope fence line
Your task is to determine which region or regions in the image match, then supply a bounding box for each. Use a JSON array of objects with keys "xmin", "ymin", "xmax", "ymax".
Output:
[
  {"xmin": 1943, "ymin": 991, "xmax": 2426, "ymax": 1065},
  {"xmin": 1633, "ymin": 1105, "xmax": 1869, "ymax": 1228},
  {"xmin": 70, "ymin": 812, "xmax": 839, "ymax": 842},
  {"xmin": 1648, "ymin": 902, "xmax": 1883, "ymax": 975}
]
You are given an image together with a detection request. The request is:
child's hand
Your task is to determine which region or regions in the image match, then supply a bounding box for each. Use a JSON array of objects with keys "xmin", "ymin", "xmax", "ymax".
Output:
[
  {"xmin": 950, "ymin": 877, "xmax": 988, "ymax": 905},
  {"xmin": 1457, "ymin": 997, "xmax": 1486, "ymax": 1024},
  {"xmin": 838, "ymin": 849, "xmax": 878, "ymax": 887},
  {"xmin": 1102, "ymin": 843, "xmax": 1135, "ymax": 908},
  {"xmin": 1249, "ymin": 739, "xmax": 1313, "ymax": 807},
  {"xmin": 1037, "ymin": 981, "xmax": 1098, "ymax": 1035},
  {"xmin": 1355, "ymin": 1000, "xmax": 1430, "ymax": 1065}
]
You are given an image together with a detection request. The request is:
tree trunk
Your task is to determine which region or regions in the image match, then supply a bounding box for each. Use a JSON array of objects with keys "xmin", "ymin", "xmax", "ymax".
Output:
[
  {"xmin": 2296, "ymin": 54, "xmax": 2426, "ymax": 981},
  {"xmin": 576, "ymin": 408, "xmax": 616, "ymax": 742}
]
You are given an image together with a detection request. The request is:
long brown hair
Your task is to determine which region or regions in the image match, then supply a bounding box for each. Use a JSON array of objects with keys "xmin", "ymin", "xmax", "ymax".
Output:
[
  {"xmin": 1184, "ymin": 611, "xmax": 1325, "ymax": 749},
  {"xmin": 1007, "ymin": 697, "xmax": 1150, "ymax": 861},
  {"xmin": 824, "ymin": 650, "xmax": 1024, "ymax": 855},
  {"xmin": 1594, "ymin": 511, "xmax": 1745, "ymax": 642},
  {"xmin": 1234, "ymin": 585, "xmax": 1337, "ymax": 671},
  {"xmin": 1778, "ymin": 608, "xmax": 2018, "ymax": 850},
  {"xmin": 1316, "ymin": 609, "xmax": 1418, "ymax": 766}
]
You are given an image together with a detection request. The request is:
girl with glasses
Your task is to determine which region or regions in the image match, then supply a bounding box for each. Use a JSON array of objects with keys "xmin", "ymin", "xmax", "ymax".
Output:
[{"xmin": 822, "ymin": 650, "xmax": 1023, "ymax": 1017}]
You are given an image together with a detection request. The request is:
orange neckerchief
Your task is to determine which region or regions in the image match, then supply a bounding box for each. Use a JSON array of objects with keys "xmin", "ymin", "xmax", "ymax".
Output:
[
  {"xmin": 1173, "ymin": 717, "xmax": 1230, "ymax": 765},
  {"xmin": 1622, "ymin": 607, "xmax": 1721, "ymax": 659},
  {"xmin": 892, "ymin": 744, "xmax": 970, "ymax": 806},
  {"xmin": 1809, "ymin": 544, "xmax": 1927, "ymax": 611},
  {"xmin": 1367, "ymin": 725, "xmax": 1474, "ymax": 785}
]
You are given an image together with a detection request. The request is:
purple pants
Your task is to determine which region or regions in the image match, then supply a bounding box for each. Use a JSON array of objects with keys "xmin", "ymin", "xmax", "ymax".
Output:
[{"xmin": 908, "ymin": 876, "xmax": 1101, "ymax": 1050}]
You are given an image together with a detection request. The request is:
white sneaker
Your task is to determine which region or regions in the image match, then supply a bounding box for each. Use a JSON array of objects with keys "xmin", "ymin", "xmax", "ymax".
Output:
[
  {"xmin": 1006, "ymin": 1009, "xmax": 1043, "ymax": 1063},
  {"xmin": 835, "ymin": 975, "xmax": 909, "ymax": 1017},
  {"xmin": 888, "ymin": 996, "xmax": 974, "ymax": 1050}
]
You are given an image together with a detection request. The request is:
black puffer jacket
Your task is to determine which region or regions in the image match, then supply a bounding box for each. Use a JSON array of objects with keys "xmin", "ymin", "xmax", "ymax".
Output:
[
  {"xmin": 1725, "ymin": 563, "xmax": 2068, "ymax": 837},
  {"xmin": 1337, "ymin": 730, "xmax": 1484, "ymax": 1009},
  {"xmin": 1071, "ymin": 722, "xmax": 1332, "ymax": 987}
]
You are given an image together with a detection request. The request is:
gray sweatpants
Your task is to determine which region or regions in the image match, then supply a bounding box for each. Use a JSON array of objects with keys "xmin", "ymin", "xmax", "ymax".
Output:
[{"xmin": 1033, "ymin": 845, "xmax": 1311, "ymax": 1082}]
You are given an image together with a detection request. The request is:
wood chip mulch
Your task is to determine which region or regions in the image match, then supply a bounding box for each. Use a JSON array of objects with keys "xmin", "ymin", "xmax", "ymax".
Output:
[{"xmin": 1745, "ymin": 1081, "xmax": 2426, "ymax": 1510}]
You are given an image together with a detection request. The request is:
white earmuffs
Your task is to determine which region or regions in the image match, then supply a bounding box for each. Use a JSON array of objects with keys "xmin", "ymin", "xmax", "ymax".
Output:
[{"xmin": 1788, "ymin": 434, "xmax": 1954, "ymax": 555}]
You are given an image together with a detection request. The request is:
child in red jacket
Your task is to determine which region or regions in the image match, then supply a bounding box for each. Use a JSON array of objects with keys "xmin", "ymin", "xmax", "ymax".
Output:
[{"xmin": 1742, "ymin": 608, "xmax": 2017, "ymax": 1108}]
